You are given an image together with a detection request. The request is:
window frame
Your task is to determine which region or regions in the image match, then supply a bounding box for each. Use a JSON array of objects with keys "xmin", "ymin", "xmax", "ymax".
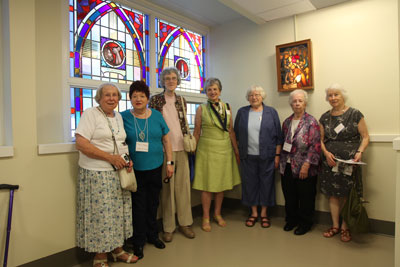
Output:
[{"xmin": 64, "ymin": 0, "xmax": 208, "ymax": 141}]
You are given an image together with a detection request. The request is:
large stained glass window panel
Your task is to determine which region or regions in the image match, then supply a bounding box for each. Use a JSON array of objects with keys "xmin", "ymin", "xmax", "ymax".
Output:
[
  {"xmin": 156, "ymin": 19, "xmax": 205, "ymax": 93},
  {"xmin": 70, "ymin": 88, "xmax": 132, "ymax": 138},
  {"xmin": 69, "ymin": 0, "xmax": 149, "ymax": 84}
]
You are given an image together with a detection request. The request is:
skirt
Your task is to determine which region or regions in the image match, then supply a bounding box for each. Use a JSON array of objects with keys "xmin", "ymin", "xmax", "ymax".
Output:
[{"xmin": 76, "ymin": 167, "xmax": 133, "ymax": 252}]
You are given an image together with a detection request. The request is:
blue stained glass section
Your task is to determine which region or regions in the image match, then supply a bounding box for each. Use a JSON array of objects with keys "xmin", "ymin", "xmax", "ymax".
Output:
[
  {"xmin": 75, "ymin": 96, "xmax": 81, "ymax": 112},
  {"xmin": 121, "ymin": 91, "xmax": 126, "ymax": 100},
  {"xmin": 70, "ymin": 88, "xmax": 75, "ymax": 107},
  {"xmin": 82, "ymin": 89, "xmax": 92, "ymax": 97},
  {"xmin": 83, "ymin": 75, "xmax": 92, "ymax": 79},
  {"xmin": 76, "ymin": 112, "xmax": 81, "ymax": 126},
  {"xmin": 70, "ymin": 58, "xmax": 74, "ymax": 77}
]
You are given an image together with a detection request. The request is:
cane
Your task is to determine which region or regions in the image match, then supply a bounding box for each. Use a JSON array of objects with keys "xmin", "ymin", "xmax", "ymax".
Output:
[{"xmin": 0, "ymin": 184, "xmax": 19, "ymax": 267}]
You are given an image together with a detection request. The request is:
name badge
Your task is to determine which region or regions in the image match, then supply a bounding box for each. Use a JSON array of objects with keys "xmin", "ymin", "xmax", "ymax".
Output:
[
  {"xmin": 118, "ymin": 141, "xmax": 129, "ymax": 154},
  {"xmin": 334, "ymin": 123, "xmax": 345, "ymax": 134},
  {"xmin": 179, "ymin": 111, "xmax": 183, "ymax": 118},
  {"xmin": 283, "ymin": 142, "xmax": 292, "ymax": 152},
  {"xmin": 136, "ymin": 142, "xmax": 149, "ymax": 152}
]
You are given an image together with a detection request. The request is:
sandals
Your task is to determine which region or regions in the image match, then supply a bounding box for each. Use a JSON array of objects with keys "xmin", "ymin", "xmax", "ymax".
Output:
[
  {"xmin": 111, "ymin": 249, "xmax": 138, "ymax": 263},
  {"xmin": 93, "ymin": 258, "xmax": 108, "ymax": 267},
  {"xmin": 213, "ymin": 215, "xmax": 227, "ymax": 227},
  {"xmin": 202, "ymin": 217, "xmax": 211, "ymax": 232},
  {"xmin": 340, "ymin": 229, "xmax": 352, "ymax": 242},
  {"xmin": 245, "ymin": 216, "xmax": 257, "ymax": 227},
  {"xmin": 260, "ymin": 217, "xmax": 271, "ymax": 228},
  {"xmin": 323, "ymin": 227, "xmax": 340, "ymax": 238}
]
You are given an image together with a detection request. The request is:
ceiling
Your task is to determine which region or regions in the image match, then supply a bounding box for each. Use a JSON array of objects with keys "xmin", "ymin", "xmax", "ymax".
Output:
[{"xmin": 143, "ymin": 0, "xmax": 351, "ymax": 27}]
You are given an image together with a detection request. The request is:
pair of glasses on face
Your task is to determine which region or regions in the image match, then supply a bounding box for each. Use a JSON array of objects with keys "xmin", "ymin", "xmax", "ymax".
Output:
[{"xmin": 165, "ymin": 77, "xmax": 177, "ymax": 82}]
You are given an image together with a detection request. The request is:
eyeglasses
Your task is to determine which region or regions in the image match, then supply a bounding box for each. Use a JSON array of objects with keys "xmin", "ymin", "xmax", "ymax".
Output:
[
  {"xmin": 249, "ymin": 94, "xmax": 262, "ymax": 98},
  {"xmin": 165, "ymin": 77, "xmax": 177, "ymax": 82}
]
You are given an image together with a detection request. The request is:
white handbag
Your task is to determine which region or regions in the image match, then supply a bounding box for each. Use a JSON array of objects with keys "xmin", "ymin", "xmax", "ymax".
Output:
[{"xmin": 180, "ymin": 96, "xmax": 197, "ymax": 153}]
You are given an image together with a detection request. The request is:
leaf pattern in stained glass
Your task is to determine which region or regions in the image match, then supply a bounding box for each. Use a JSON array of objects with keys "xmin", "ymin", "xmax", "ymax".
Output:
[
  {"xmin": 92, "ymin": 42, "xmax": 100, "ymax": 59},
  {"xmin": 82, "ymin": 40, "xmax": 92, "ymax": 58}
]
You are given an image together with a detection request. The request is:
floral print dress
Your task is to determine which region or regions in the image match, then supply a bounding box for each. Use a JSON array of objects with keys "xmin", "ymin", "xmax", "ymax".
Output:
[{"xmin": 319, "ymin": 107, "xmax": 364, "ymax": 197}]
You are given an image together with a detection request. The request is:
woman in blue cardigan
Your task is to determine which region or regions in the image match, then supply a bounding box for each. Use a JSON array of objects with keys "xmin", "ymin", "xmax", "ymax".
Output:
[{"xmin": 234, "ymin": 85, "xmax": 282, "ymax": 228}]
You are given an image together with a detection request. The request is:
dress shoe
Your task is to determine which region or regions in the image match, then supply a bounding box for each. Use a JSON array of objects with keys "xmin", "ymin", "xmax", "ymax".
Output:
[
  {"xmin": 162, "ymin": 232, "xmax": 173, "ymax": 242},
  {"xmin": 133, "ymin": 245, "xmax": 144, "ymax": 259},
  {"xmin": 283, "ymin": 223, "xmax": 297, "ymax": 231},
  {"xmin": 148, "ymin": 238, "xmax": 166, "ymax": 249},
  {"xmin": 179, "ymin": 226, "xmax": 195, "ymax": 239},
  {"xmin": 294, "ymin": 226, "xmax": 310, "ymax": 235}
]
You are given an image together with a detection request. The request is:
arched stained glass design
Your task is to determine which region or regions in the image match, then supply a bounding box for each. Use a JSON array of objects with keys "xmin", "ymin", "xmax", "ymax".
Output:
[
  {"xmin": 69, "ymin": 0, "xmax": 149, "ymax": 84},
  {"xmin": 156, "ymin": 19, "xmax": 205, "ymax": 93}
]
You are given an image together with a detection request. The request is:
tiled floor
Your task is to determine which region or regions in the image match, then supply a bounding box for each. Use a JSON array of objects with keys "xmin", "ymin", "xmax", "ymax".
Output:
[{"xmin": 75, "ymin": 208, "xmax": 394, "ymax": 267}]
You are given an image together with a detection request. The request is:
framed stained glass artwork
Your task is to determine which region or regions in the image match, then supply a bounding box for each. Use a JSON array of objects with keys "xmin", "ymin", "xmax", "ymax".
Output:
[
  {"xmin": 156, "ymin": 18, "xmax": 205, "ymax": 93},
  {"xmin": 69, "ymin": 0, "xmax": 149, "ymax": 84},
  {"xmin": 276, "ymin": 39, "xmax": 313, "ymax": 92}
]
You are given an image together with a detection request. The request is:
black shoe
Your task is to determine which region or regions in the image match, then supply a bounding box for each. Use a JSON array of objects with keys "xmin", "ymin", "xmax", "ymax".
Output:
[
  {"xmin": 294, "ymin": 226, "xmax": 310, "ymax": 235},
  {"xmin": 148, "ymin": 238, "xmax": 166, "ymax": 249},
  {"xmin": 133, "ymin": 245, "xmax": 144, "ymax": 259},
  {"xmin": 283, "ymin": 223, "xmax": 297, "ymax": 231}
]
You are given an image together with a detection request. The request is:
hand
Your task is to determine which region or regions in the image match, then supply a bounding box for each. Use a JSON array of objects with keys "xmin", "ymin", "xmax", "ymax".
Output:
[
  {"xmin": 274, "ymin": 156, "xmax": 280, "ymax": 169},
  {"xmin": 166, "ymin": 164, "xmax": 174, "ymax": 178},
  {"xmin": 299, "ymin": 163, "xmax": 309, "ymax": 179},
  {"xmin": 109, "ymin": 154, "xmax": 128, "ymax": 170},
  {"xmin": 324, "ymin": 151, "xmax": 336, "ymax": 167},
  {"xmin": 235, "ymin": 152, "xmax": 240, "ymax": 165},
  {"xmin": 354, "ymin": 151, "xmax": 362, "ymax": 162},
  {"xmin": 127, "ymin": 160, "xmax": 133, "ymax": 173}
]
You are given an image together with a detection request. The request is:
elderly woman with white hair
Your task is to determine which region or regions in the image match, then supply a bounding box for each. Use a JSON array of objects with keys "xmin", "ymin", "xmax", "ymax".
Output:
[
  {"xmin": 75, "ymin": 83, "xmax": 138, "ymax": 266},
  {"xmin": 234, "ymin": 85, "xmax": 282, "ymax": 228},
  {"xmin": 319, "ymin": 83, "xmax": 369, "ymax": 242},
  {"xmin": 279, "ymin": 89, "xmax": 321, "ymax": 235}
]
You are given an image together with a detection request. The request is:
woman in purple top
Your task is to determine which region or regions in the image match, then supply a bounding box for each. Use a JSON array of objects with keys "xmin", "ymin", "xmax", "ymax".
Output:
[{"xmin": 279, "ymin": 89, "xmax": 321, "ymax": 235}]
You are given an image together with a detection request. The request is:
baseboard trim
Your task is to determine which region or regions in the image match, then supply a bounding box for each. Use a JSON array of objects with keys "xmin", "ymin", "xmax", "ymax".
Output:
[{"xmin": 20, "ymin": 197, "xmax": 394, "ymax": 266}]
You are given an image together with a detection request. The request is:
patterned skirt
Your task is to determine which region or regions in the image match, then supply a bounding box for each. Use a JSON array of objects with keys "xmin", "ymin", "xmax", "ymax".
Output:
[{"xmin": 76, "ymin": 167, "xmax": 132, "ymax": 252}]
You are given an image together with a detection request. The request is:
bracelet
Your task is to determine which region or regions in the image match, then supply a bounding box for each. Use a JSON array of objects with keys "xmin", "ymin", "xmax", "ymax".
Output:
[
  {"xmin": 275, "ymin": 154, "xmax": 280, "ymax": 156},
  {"xmin": 356, "ymin": 150, "xmax": 363, "ymax": 153}
]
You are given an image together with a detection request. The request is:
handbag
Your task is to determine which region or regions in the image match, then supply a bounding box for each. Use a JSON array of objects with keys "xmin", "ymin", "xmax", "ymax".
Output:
[
  {"xmin": 112, "ymin": 137, "xmax": 137, "ymax": 192},
  {"xmin": 180, "ymin": 96, "xmax": 197, "ymax": 153},
  {"xmin": 340, "ymin": 167, "xmax": 369, "ymax": 233},
  {"xmin": 98, "ymin": 107, "xmax": 137, "ymax": 192}
]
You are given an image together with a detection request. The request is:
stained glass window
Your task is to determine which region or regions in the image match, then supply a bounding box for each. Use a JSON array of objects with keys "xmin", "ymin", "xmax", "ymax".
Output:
[
  {"xmin": 69, "ymin": 0, "xmax": 149, "ymax": 84},
  {"xmin": 70, "ymin": 88, "xmax": 132, "ymax": 138},
  {"xmin": 156, "ymin": 19, "xmax": 205, "ymax": 93},
  {"xmin": 186, "ymin": 103, "xmax": 200, "ymax": 131}
]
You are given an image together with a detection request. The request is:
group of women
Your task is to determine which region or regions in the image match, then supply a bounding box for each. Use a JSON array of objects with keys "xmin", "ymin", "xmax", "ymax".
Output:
[{"xmin": 75, "ymin": 70, "xmax": 369, "ymax": 266}]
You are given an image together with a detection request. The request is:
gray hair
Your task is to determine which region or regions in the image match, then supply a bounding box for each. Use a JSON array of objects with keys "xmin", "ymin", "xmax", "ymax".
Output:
[
  {"xmin": 246, "ymin": 85, "xmax": 266, "ymax": 101},
  {"xmin": 289, "ymin": 89, "xmax": 308, "ymax": 105},
  {"xmin": 325, "ymin": 83, "xmax": 347, "ymax": 102},
  {"xmin": 160, "ymin": 67, "xmax": 181, "ymax": 88},
  {"xmin": 94, "ymin": 83, "xmax": 122, "ymax": 104},
  {"xmin": 204, "ymin": 77, "xmax": 222, "ymax": 91}
]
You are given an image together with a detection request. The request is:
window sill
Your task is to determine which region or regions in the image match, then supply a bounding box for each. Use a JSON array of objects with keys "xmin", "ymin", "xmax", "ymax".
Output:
[
  {"xmin": 38, "ymin": 143, "xmax": 77, "ymax": 155},
  {"xmin": 0, "ymin": 146, "xmax": 14, "ymax": 157}
]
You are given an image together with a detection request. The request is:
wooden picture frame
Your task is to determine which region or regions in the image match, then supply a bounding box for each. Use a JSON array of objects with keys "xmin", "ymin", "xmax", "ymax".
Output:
[{"xmin": 275, "ymin": 39, "xmax": 313, "ymax": 92}]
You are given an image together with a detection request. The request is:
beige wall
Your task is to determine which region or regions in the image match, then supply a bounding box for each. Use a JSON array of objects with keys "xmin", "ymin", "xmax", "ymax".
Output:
[
  {"xmin": 0, "ymin": 0, "xmax": 78, "ymax": 266},
  {"xmin": 208, "ymin": 0, "xmax": 398, "ymax": 221},
  {"xmin": 0, "ymin": 0, "xmax": 398, "ymax": 266}
]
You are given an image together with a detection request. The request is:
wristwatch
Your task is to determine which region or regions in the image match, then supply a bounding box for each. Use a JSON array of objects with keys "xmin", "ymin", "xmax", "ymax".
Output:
[{"xmin": 166, "ymin": 161, "xmax": 174, "ymax": 165}]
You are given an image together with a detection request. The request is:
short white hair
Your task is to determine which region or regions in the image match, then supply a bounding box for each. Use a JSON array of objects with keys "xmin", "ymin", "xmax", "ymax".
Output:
[
  {"xmin": 325, "ymin": 83, "xmax": 347, "ymax": 102},
  {"xmin": 289, "ymin": 89, "xmax": 308, "ymax": 105},
  {"xmin": 94, "ymin": 83, "xmax": 122, "ymax": 104},
  {"xmin": 246, "ymin": 85, "xmax": 266, "ymax": 101}
]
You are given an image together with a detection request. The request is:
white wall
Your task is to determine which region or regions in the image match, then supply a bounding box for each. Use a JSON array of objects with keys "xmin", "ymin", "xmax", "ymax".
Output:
[{"xmin": 208, "ymin": 0, "xmax": 399, "ymax": 221}]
